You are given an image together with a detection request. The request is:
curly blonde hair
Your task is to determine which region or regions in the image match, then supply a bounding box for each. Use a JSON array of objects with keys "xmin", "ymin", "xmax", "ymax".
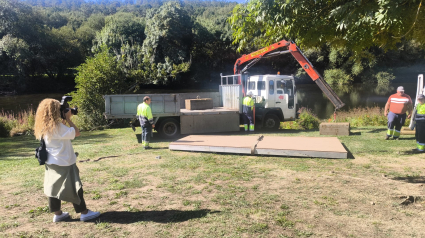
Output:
[{"xmin": 34, "ymin": 99, "xmax": 62, "ymax": 140}]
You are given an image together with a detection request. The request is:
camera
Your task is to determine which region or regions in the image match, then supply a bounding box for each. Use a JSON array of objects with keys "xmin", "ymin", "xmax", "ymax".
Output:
[{"xmin": 60, "ymin": 96, "xmax": 78, "ymax": 119}]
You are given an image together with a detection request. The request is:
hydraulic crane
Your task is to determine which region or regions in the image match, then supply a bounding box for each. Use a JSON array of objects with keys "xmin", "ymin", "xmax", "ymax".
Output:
[{"xmin": 234, "ymin": 40, "xmax": 345, "ymax": 110}]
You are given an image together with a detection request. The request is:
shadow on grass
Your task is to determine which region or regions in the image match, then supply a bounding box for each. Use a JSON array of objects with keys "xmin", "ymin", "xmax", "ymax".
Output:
[
  {"xmin": 341, "ymin": 143, "xmax": 355, "ymax": 159},
  {"xmin": 71, "ymin": 209, "xmax": 219, "ymax": 224},
  {"xmin": 400, "ymin": 149, "xmax": 425, "ymax": 155},
  {"xmin": 390, "ymin": 176, "xmax": 425, "ymax": 184},
  {"xmin": 0, "ymin": 133, "xmax": 112, "ymax": 160},
  {"xmin": 72, "ymin": 133, "xmax": 114, "ymax": 146},
  {"xmin": 0, "ymin": 135, "xmax": 39, "ymax": 160},
  {"xmin": 367, "ymin": 128, "xmax": 387, "ymax": 134}
]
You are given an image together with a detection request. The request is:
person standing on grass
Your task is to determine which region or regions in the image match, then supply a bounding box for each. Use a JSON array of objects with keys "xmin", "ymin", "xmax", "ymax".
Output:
[
  {"xmin": 242, "ymin": 91, "xmax": 255, "ymax": 132},
  {"xmin": 137, "ymin": 96, "xmax": 155, "ymax": 149},
  {"xmin": 413, "ymin": 94, "xmax": 425, "ymax": 152},
  {"xmin": 384, "ymin": 86, "xmax": 413, "ymax": 140},
  {"xmin": 34, "ymin": 99, "xmax": 100, "ymax": 222}
]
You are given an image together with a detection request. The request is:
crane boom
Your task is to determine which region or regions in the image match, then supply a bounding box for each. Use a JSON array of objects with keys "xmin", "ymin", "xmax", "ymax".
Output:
[{"xmin": 234, "ymin": 40, "xmax": 345, "ymax": 110}]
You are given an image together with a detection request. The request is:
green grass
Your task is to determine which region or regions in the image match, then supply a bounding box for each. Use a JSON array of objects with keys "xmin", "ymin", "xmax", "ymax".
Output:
[{"xmin": 0, "ymin": 126, "xmax": 424, "ymax": 237}]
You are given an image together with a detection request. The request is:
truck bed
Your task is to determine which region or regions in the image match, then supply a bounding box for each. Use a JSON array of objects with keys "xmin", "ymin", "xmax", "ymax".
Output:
[{"xmin": 180, "ymin": 107, "xmax": 239, "ymax": 115}]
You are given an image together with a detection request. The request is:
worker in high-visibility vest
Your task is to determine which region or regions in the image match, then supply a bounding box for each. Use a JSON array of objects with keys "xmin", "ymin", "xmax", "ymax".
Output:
[
  {"xmin": 384, "ymin": 86, "xmax": 413, "ymax": 140},
  {"xmin": 137, "ymin": 96, "xmax": 155, "ymax": 149},
  {"xmin": 414, "ymin": 94, "xmax": 425, "ymax": 152},
  {"xmin": 242, "ymin": 92, "xmax": 255, "ymax": 132}
]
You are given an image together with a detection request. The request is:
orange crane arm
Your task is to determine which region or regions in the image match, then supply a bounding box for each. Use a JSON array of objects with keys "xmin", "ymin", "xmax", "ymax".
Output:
[{"xmin": 234, "ymin": 40, "xmax": 345, "ymax": 110}]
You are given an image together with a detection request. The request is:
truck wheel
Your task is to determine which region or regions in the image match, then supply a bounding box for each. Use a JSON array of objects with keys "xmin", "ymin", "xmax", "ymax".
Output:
[
  {"xmin": 158, "ymin": 118, "xmax": 179, "ymax": 138},
  {"xmin": 263, "ymin": 114, "xmax": 280, "ymax": 130}
]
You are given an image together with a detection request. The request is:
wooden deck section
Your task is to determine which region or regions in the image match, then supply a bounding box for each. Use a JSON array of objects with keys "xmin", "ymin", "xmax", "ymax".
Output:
[{"xmin": 169, "ymin": 135, "xmax": 347, "ymax": 159}]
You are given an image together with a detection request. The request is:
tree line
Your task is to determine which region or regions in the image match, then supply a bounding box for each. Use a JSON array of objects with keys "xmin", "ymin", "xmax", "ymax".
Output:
[{"xmin": 0, "ymin": 0, "xmax": 238, "ymax": 93}]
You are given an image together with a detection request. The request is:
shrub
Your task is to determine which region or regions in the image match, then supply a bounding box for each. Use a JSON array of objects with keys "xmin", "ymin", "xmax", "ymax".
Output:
[
  {"xmin": 297, "ymin": 107, "xmax": 320, "ymax": 129},
  {"xmin": 324, "ymin": 68, "xmax": 353, "ymax": 86},
  {"xmin": 0, "ymin": 108, "xmax": 35, "ymax": 137},
  {"xmin": 0, "ymin": 117, "xmax": 14, "ymax": 137},
  {"xmin": 281, "ymin": 107, "xmax": 320, "ymax": 130},
  {"xmin": 375, "ymin": 71, "xmax": 395, "ymax": 85},
  {"xmin": 71, "ymin": 46, "xmax": 127, "ymax": 130}
]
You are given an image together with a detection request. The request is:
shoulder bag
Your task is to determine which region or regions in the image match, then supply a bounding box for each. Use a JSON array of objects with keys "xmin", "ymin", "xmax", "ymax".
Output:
[{"xmin": 35, "ymin": 137, "xmax": 48, "ymax": 165}]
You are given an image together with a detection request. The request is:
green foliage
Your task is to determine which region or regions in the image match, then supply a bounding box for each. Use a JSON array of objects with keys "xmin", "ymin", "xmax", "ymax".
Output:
[
  {"xmin": 71, "ymin": 46, "xmax": 127, "ymax": 130},
  {"xmin": 330, "ymin": 107, "xmax": 405, "ymax": 127},
  {"xmin": 0, "ymin": 116, "xmax": 14, "ymax": 137},
  {"xmin": 28, "ymin": 206, "xmax": 49, "ymax": 217},
  {"xmin": 281, "ymin": 107, "xmax": 320, "ymax": 130},
  {"xmin": 297, "ymin": 107, "xmax": 320, "ymax": 130},
  {"xmin": 229, "ymin": 0, "xmax": 425, "ymax": 56},
  {"xmin": 0, "ymin": 109, "xmax": 35, "ymax": 137},
  {"xmin": 92, "ymin": 12, "xmax": 145, "ymax": 55},
  {"xmin": 141, "ymin": 2, "xmax": 192, "ymax": 84},
  {"xmin": 375, "ymin": 72, "xmax": 396, "ymax": 85},
  {"xmin": 324, "ymin": 69, "xmax": 353, "ymax": 86}
]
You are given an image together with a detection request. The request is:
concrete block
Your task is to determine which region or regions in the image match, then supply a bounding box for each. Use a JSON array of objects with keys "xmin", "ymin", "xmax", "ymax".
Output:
[
  {"xmin": 185, "ymin": 98, "xmax": 213, "ymax": 110},
  {"xmin": 320, "ymin": 122, "xmax": 350, "ymax": 136},
  {"xmin": 401, "ymin": 127, "xmax": 415, "ymax": 135}
]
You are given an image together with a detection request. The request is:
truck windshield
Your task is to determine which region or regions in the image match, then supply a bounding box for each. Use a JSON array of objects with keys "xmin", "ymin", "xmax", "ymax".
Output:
[{"xmin": 257, "ymin": 81, "xmax": 265, "ymax": 90}]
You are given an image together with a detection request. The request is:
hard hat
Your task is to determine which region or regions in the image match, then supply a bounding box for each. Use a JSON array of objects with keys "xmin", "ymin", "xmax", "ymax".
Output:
[{"xmin": 247, "ymin": 91, "xmax": 253, "ymax": 96}]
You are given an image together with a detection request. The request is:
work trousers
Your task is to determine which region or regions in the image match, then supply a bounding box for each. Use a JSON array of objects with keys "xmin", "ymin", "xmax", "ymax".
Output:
[
  {"xmin": 387, "ymin": 111, "xmax": 406, "ymax": 139},
  {"xmin": 48, "ymin": 188, "xmax": 87, "ymax": 213},
  {"xmin": 416, "ymin": 119, "xmax": 425, "ymax": 151},
  {"xmin": 243, "ymin": 113, "xmax": 254, "ymax": 131},
  {"xmin": 142, "ymin": 125, "xmax": 152, "ymax": 143}
]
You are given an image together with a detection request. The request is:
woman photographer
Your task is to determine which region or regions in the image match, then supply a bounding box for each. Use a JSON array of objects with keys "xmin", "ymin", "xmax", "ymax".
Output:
[{"xmin": 34, "ymin": 99, "xmax": 100, "ymax": 222}]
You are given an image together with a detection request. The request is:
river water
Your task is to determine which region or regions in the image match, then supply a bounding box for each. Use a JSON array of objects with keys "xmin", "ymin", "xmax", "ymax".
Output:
[{"xmin": 0, "ymin": 83, "xmax": 418, "ymax": 119}]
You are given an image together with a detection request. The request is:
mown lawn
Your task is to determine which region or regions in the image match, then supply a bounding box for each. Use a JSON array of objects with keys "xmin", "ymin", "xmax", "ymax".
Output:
[{"xmin": 1, "ymin": 127, "xmax": 424, "ymax": 238}]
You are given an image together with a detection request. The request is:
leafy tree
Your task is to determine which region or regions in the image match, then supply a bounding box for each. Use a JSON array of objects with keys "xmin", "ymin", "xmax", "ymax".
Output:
[
  {"xmin": 229, "ymin": 0, "xmax": 425, "ymax": 56},
  {"xmin": 92, "ymin": 12, "xmax": 145, "ymax": 55},
  {"xmin": 71, "ymin": 46, "xmax": 127, "ymax": 130},
  {"xmin": 141, "ymin": 1, "xmax": 192, "ymax": 84}
]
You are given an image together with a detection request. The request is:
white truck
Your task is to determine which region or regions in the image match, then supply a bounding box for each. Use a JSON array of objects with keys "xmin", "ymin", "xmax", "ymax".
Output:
[
  {"xmin": 104, "ymin": 73, "xmax": 297, "ymax": 137},
  {"xmin": 104, "ymin": 40, "xmax": 344, "ymax": 137}
]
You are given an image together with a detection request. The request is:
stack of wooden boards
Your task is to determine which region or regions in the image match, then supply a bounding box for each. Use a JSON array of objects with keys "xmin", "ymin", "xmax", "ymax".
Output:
[{"xmin": 170, "ymin": 135, "xmax": 348, "ymax": 159}]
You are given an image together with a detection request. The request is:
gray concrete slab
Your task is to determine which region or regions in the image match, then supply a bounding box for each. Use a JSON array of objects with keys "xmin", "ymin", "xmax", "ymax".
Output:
[{"xmin": 169, "ymin": 135, "xmax": 347, "ymax": 159}]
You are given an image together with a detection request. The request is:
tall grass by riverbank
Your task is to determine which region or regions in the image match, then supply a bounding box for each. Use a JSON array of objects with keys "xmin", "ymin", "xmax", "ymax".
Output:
[
  {"xmin": 0, "ymin": 109, "xmax": 35, "ymax": 137},
  {"xmin": 331, "ymin": 106, "xmax": 411, "ymax": 127},
  {"xmin": 280, "ymin": 106, "xmax": 411, "ymax": 130}
]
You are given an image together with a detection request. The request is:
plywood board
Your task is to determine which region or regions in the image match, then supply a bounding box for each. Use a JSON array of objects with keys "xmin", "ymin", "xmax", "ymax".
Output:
[
  {"xmin": 256, "ymin": 137, "xmax": 347, "ymax": 159},
  {"xmin": 170, "ymin": 135, "xmax": 347, "ymax": 159}
]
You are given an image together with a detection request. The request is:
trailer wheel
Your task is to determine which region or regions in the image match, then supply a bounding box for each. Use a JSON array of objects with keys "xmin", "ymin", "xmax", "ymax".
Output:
[
  {"xmin": 158, "ymin": 118, "xmax": 179, "ymax": 138},
  {"xmin": 263, "ymin": 114, "xmax": 280, "ymax": 130}
]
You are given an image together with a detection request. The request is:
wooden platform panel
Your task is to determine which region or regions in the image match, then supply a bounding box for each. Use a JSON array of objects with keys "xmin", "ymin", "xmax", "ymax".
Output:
[{"xmin": 170, "ymin": 135, "xmax": 347, "ymax": 159}]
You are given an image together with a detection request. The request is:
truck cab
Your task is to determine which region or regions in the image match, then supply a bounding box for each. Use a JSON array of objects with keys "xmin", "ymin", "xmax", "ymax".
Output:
[{"xmin": 245, "ymin": 74, "xmax": 297, "ymax": 129}]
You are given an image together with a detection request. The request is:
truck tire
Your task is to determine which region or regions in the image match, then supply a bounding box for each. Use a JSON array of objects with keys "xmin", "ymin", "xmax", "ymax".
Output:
[
  {"xmin": 158, "ymin": 118, "xmax": 179, "ymax": 138},
  {"xmin": 263, "ymin": 114, "xmax": 280, "ymax": 130}
]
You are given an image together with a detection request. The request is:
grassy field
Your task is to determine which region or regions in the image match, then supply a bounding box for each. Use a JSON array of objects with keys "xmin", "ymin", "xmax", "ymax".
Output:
[{"xmin": 1, "ymin": 127, "xmax": 425, "ymax": 238}]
